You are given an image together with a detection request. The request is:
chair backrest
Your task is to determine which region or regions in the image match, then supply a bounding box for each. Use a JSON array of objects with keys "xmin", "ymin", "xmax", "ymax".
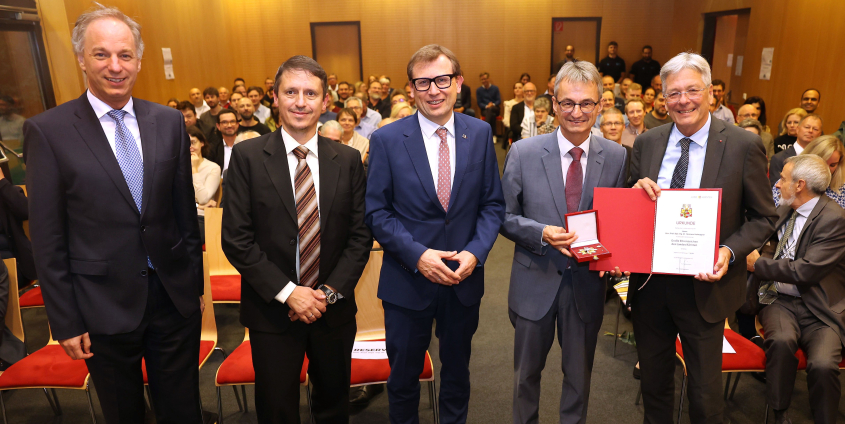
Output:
[
  {"xmin": 203, "ymin": 208, "xmax": 238, "ymax": 276},
  {"xmin": 213, "ymin": 178, "xmax": 223, "ymax": 205},
  {"xmin": 201, "ymin": 252, "xmax": 217, "ymax": 344},
  {"xmin": 354, "ymin": 248, "xmax": 385, "ymax": 341},
  {"xmin": 3, "ymin": 258, "xmax": 24, "ymax": 343}
]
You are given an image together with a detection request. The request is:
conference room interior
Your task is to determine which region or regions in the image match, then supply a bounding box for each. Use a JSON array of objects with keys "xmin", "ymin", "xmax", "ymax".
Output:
[{"xmin": 1, "ymin": 0, "xmax": 844, "ymax": 422}]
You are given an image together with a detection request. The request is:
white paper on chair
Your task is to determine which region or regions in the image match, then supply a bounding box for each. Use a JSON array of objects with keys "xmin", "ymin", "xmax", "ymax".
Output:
[
  {"xmin": 351, "ymin": 340, "xmax": 388, "ymax": 359},
  {"xmin": 677, "ymin": 335, "xmax": 736, "ymax": 354}
]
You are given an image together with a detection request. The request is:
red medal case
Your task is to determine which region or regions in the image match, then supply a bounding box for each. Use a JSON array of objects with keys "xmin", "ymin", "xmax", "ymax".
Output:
[{"xmin": 564, "ymin": 210, "xmax": 611, "ymax": 262}]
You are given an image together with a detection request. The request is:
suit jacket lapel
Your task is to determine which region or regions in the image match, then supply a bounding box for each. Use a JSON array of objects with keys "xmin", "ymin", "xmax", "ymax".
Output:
[
  {"xmin": 402, "ymin": 123, "xmax": 443, "ymax": 212},
  {"xmin": 580, "ymin": 136, "xmax": 604, "ymax": 210},
  {"xmin": 73, "ymin": 94, "xmax": 139, "ymax": 215},
  {"xmin": 447, "ymin": 114, "xmax": 470, "ymax": 215},
  {"xmin": 795, "ymin": 195, "xmax": 828, "ymax": 255},
  {"xmin": 647, "ymin": 125, "xmax": 671, "ymax": 181},
  {"xmin": 317, "ymin": 137, "xmax": 339, "ymax": 228},
  {"xmin": 699, "ymin": 117, "xmax": 727, "ymax": 188},
  {"xmin": 541, "ymin": 133, "xmax": 569, "ymax": 223},
  {"xmin": 134, "ymin": 98, "xmax": 157, "ymax": 217},
  {"xmin": 263, "ymin": 132, "xmax": 297, "ymax": 223}
]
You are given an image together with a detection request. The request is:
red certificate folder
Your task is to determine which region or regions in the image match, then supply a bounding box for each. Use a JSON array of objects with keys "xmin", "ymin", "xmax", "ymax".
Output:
[{"xmin": 589, "ymin": 188, "xmax": 721, "ymax": 274}]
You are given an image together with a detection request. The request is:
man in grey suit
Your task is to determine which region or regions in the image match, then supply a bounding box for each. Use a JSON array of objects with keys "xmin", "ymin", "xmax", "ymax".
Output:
[
  {"xmin": 749, "ymin": 155, "xmax": 845, "ymax": 424},
  {"xmin": 500, "ymin": 61, "xmax": 628, "ymax": 424}
]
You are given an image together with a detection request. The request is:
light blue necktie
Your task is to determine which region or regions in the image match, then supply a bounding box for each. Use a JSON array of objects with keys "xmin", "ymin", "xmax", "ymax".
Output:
[{"xmin": 107, "ymin": 109, "xmax": 153, "ymax": 269}]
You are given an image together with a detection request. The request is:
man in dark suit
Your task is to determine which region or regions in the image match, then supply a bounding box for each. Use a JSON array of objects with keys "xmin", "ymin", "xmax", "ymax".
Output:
[
  {"xmin": 206, "ymin": 108, "xmax": 239, "ymax": 172},
  {"xmin": 500, "ymin": 61, "xmax": 628, "ymax": 424},
  {"xmin": 509, "ymin": 82, "xmax": 537, "ymax": 144},
  {"xmin": 366, "ymin": 44, "xmax": 505, "ymax": 424},
  {"xmin": 24, "ymin": 6, "xmax": 204, "ymax": 423},
  {"xmin": 750, "ymin": 155, "xmax": 845, "ymax": 424},
  {"xmin": 222, "ymin": 55, "xmax": 372, "ymax": 423},
  {"xmin": 768, "ymin": 114, "xmax": 823, "ymax": 187},
  {"xmin": 623, "ymin": 52, "xmax": 777, "ymax": 423}
]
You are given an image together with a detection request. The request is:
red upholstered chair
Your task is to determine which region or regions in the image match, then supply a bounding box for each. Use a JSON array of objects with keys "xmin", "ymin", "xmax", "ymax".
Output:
[
  {"xmin": 214, "ymin": 329, "xmax": 311, "ymax": 423},
  {"xmin": 0, "ymin": 259, "xmax": 97, "ymax": 424},
  {"xmin": 204, "ymin": 208, "xmax": 241, "ymax": 303},
  {"xmin": 18, "ymin": 285, "xmax": 44, "ymax": 309}
]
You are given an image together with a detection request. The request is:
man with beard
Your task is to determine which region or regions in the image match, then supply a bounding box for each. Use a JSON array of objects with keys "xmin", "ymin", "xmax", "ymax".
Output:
[
  {"xmin": 198, "ymin": 87, "xmax": 223, "ymax": 139},
  {"xmin": 769, "ymin": 114, "xmax": 824, "ymax": 187},
  {"xmin": 333, "ymin": 81, "xmax": 352, "ymax": 111},
  {"xmin": 629, "ymin": 46, "xmax": 661, "ymax": 90},
  {"xmin": 367, "ymin": 80, "xmax": 390, "ymax": 118},
  {"xmin": 235, "ymin": 97, "xmax": 270, "ymax": 136},
  {"xmin": 643, "ymin": 90, "xmax": 673, "ymax": 129},
  {"xmin": 207, "ymin": 108, "xmax": 239, "ymax": 172}
]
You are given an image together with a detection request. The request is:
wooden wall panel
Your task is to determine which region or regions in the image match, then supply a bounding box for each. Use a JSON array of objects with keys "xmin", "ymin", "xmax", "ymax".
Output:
[{"xmin": 710, "ymin": 15, "xmax": 736, "ymax": 89}]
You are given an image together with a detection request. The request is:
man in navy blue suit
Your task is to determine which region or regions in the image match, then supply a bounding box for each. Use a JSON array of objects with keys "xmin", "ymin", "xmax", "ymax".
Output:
[{"xmin": 365, "ymin": 44, "xmax": 505, "ymax": 424}]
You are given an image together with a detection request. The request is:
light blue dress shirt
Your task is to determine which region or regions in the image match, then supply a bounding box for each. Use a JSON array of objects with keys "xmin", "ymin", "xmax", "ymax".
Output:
[{"xmin": 656, "ymin": 114, "xmax": 711, "ymax": 189}]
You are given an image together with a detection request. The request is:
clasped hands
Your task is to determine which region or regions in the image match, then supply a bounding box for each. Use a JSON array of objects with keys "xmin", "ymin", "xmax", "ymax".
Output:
[
  {"xmin": 286, "ymin": 286, "xmax": 327, "ymax": 324},
  {"xmin": 417, "ymin": 249, "xmax": 478, "ymax": 285}
]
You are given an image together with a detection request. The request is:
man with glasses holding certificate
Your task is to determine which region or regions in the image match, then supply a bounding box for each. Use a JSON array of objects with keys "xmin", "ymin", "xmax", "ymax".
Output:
[
  {"xmin": 366, "ymin": 44, "xmax": 504, "ymax": 424},
  {"xmin": 624, "ymin": 52, "xmax": 777, "ymax": 424}
]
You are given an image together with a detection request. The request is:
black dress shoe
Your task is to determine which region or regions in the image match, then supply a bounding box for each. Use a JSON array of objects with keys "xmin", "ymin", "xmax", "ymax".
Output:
[{"xmin": 350, "ymin": 384, "xmax": 384, "ymax": 405}]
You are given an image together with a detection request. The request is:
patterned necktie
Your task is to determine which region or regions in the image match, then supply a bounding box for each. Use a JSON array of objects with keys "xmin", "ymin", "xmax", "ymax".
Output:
[
  {"xmin": 670, "ymin": 137, "xmax": 693, "ymax": 189},
  {"xmin": 565, "ymin": 147, "xmax": 584, "ymax": 213},
  {"xmin": 435, "ymin": 127, "xmax": 451, "ymax": 211},
  {"xmin": 293, "ymin": 146, "xmax": 320, "ymax": 288},
  {"xmin": 759, "ymin": 210, "xmax": 798, "ymax": 305}
]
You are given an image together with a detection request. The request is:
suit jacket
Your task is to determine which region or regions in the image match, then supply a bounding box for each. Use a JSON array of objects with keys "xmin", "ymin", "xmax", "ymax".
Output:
[
  {"xmin": 510, "ymin": 101, "xmax": 527, "ymax": 142},
  {"xmin": 755, "ymin": 196, "xmax": 845, "ymax": 345},
  {"xmin": 221, "ymin": 132, "xmax": 372, "ymax": 333},
  {"xmin": 501, "ymin": 133, "xmax": 627, "ymax": 322},
  {"xmin": 768, "ymin": 145, "xmax": 796, "ymax": 188},
  {"xmin": 365, "ymin": 113, "xmax": 505, "ymax": 310},
  {"xmin": 23, "ymin": 93, "xmax": 203, "ymax": 340},
  {"xmin": 627, "ymin": 116, "xmax": 778, "ymax": 323},
  {"xmin": 0, "ymin": 179, "xmax": 35, "ymax": 281}
]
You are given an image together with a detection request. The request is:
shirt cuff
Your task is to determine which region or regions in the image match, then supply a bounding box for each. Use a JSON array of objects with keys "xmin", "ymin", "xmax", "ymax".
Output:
[
  {"xmin": 274, "ymin": 282, "xmax": 297, "ymax": 304},
  {"xmin": 540, "ymin": 225, "xmax": 549, "ymax": 246},
  {"xmin": 720, "ymin": 245, "xmax": 735, "ymax": 264}
]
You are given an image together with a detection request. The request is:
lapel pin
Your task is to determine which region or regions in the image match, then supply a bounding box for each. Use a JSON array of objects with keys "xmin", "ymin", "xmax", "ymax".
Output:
[
  {"xmin": 462, "ymin": 134, "xmax": 467, "ymax": 139},
  {"xmin": 719, "ymin": 139, "xmax": 723, "ymax": 143}
]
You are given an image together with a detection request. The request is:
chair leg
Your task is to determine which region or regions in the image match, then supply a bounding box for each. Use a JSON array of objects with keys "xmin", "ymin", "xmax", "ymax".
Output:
[
  {"xmin": 634, "ymin": 387, "xmax": 642, "ymax": 405},
  {"xmin": 43, "ymin": 388, "xmax": 59, "ymax": 415},
  {"xmin": 51, "ymin": 388, "xmax": 62, "ymax": 415},
  {"xmin": 305, "ymin": 383, "xmax": 315, "ymax": 424},
  {"xmin": 613, "ymin": 296, "xmax": 622, "ymax": 357},
  {"xmin": 145, "ymin": 386, "xmax": 156, "ymax": 416},
  {"xmin": 723, "ymin": 372, "xmax": 733, "ymax": 400},
  {"xmin": 231, "ymin": 385, "xmax": 243, "ymax": 412},
  {"xmin": 764, "ymin": 403, "xmax": 769, "ymax": 423},
  {"xmin": 86, "ymin": 385, "xmax": 98, "ymax": 424},
  {"xmin": 729, "ymin": 372, "xmax": 742, "ymax": 400},
  {"xmin": 0, "ymin": 391, "xmax": 7, "ymax": 424},
  {"xmin": 431, "ymin": 378, "xmax": 439, "ymax": 424},
  {"xmin": 241, "ymin": 385, "xmax": 248, "ymax": 413},
  {"xmin": 216, "ymin": 387, "xmax": 224, "ymax": 424},
  {"xmin": 677, "ymin": 373, "xmax": 687, "ymax": 424}
]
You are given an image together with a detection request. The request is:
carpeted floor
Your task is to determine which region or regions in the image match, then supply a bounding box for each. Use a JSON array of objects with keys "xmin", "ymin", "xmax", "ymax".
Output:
[{"xmin": 4, "ymin": 144, "xmax": 837, "ymax": 423}]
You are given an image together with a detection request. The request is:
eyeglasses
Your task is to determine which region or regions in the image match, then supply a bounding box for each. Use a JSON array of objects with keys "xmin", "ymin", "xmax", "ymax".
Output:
[
  {"xmin": 392, "ymin": 98, "xmax": 407, "ymax": 105},
  {"xmin": 665, "ymin": 87, "xmax": 706, "ymax": 104},
  {"xmin": 411, "ymin": 74, "xmax": 456, "ymax": 91},
  {"xmin": 555, "ymin": 99, "xmax": 598, "ymax": 114},
  {"xmin": 601, "ymin": 121, "xmax": 623, "ymax": 127}
]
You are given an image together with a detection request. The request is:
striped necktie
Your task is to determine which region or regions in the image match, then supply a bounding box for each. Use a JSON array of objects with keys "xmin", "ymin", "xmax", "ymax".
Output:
[
  {"xmin": 670, "ymin": 137, "xmax": 693, "ymax": 189},
  {"xmin": 293, "ymin": 146, "xmax": 320, "ymax": 288}
]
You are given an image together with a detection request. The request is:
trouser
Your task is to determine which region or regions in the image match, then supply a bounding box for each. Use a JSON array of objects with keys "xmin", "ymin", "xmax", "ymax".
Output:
[
  {"xmin": 510, "ymin": 270, "xmax": 602, "ymax": 424},
  {"xmin": 759, "ymin": 295, "xmax": 842, "ymax": 424},
  {"xmin": 481, "ymin": 106, "xmax": 499, "ymax": 138},
  {"xmin": 86, "ymin": 271, "xmax": 202, "ymax": 424},
  {"xmin": 384, "ymin": 285, "xmax": 480, "ymax": 424},
  {"xmin": 632, "ymin": 275, "xmax": 724, "ymax": 424}
]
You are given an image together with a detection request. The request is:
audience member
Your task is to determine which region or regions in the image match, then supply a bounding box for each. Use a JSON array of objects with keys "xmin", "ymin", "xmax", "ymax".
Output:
[
  {"xmin": 327, "ymin": 73, "xmax": 339, "ymax": 102},
  {"xmin": 770, "ymin": 114, "xmax": 824, "ymax": 187},
  {"xmin": 404, "ymin": 81, "xmax": 416, "ymax": 109},
  {"xmin": 233, "ymin": 77, "xmax": 245, "ymax": 87},
  {"xmin": 334, "ymin": 81, "xmax": 352, "ymax": 110},
  {"xmin": 233, "ymin": 84, "xmax": 247, "ymax": 97},
  {"xmin": 187, "ymin": 127, "xmax": 221, "ymax": 241},
  {"xmin": 554, "ymin": 44, "xmax": 576, "ymax": 72},
  {"xmin": 710, "ymin": 79, "xmax": 735, "ymax": 123},
  {"xmin": 0, "ymin": 166, "xmax": 35, "ymax": 282},
  {"xmin": 208, "ymin": 109, "xmax": 239, "ymax": 171},
  {"xmin": 454, "ymin": 81, "xmax": 475, "ymax": 117},
  {"xmin": 509, "ymin": 82, "xmax": 536, "ymax": 143},
  {"xmin": 217, "ymin": 86, "xmax": 230, "ymax": 108},
  {"xmin": 336, "ymin": 107, "xmax": 369, "ymax": 161},
  {"xmin": 621, "ymin": 98, "xmax": 646, "ymax": 147},
  {"xmin": 737, "ymin": 118, "xmax": 763, "ymax": 135},
  {"xmin": 642, "ymin": 87, "xmax": 656, "ymax": 112},
  {"xmin": 227, "ymin": 92, "xmax": 243, "ymax": 118},
  {"xmin": 0, "ymin": 96, "xmax": 24, "ymax": 142},
  {"xmin": 600, "ymin": 107, "xmax": 633, "ymax": 181},
  {"xmin": 476, "ymin": 72, "xmax": 501, "ymax": 141},
  {"xmin": 503, "ymin": 82, "xmax": 524, "ymax": 133},
  {"xmin": 519, "ymin": 73, "xmax": 531, "ymax": 84},
  {"xmin": 744, "ymin": 96, "xmax": 770, "ymax": 133},
  {"xmin": 261, "ymin": 77, "xmax": 274, "ymax": 107},
  {"xmin": 601, "ymin": 75, "xmax": 615, "ymax": 93},
  {"xmin": 629, "ymin": 45, "xmax": 661, "ymax": 89},
  {"xmin": 380, "ymin": 77, "xmax": 394, "ymax": 101},
  {"xmin": 0, "ymin": 255, "xmax": 25, "ymax": 370},
  {"xmin": 177, "ymin": 100, "xmax": 209, "ymax": 135},
  {"xmin": 626, "ymin": 83, "xmax": 642, "ymax": 100},
  {"xmin": 650, "ymin": 74, "xmax": 662, "ymax": 92},
  {"xmin": 542, "ymin": 74, "xmax": 556, "ymax": 97},
  {"xmin": 165, "ymin": 98, "xmax": 178, "ymax": 109},
  {"xmin": 737, "ymin": 104, "xmax": 774, "ymax": 158},
  {"xmin": 772, "ymin": 135, "xmax": 845, "ymax": 209},
  {"xmin": 189, "ymin": 87, "xmax": 210, "ymax": 116},
  {"xmin": 246, "ymin": 86, "xmax": 271, "ymax": 123},
  {"xmin": 750, "ymin": 154, "xmax": 845, "ymax": 424},
  {"xmin": 800, "ymin": 88, "xmax": 821, "ymax": 114},
  {"xmin": 265, "ymin": 104, "xmax": 280, "ymax": 132},
  {"xmin": 774, "ymin": 108, "xmax": 808, "ymax": 154},
  {"xmin": 598, "ymin": 41, "xmax": 626, "ymax": 82},
  {"xmin": 318, "ymin": 101, "xmax": 337, "ymax": 124},
  {"xmin": 367, "ymin": 80, "xmax": 390, "ymax": 118},
  {"xmin": 520, "ymin": 97, "xmax": 554, "ymax": 139},
  {"xmin": 594, "ymin": 90, "xmax": 628, "ymax": 130},
  {"xmin": 235, "ymin": 97, "xmax": 271, "ymax": 136},
  {"xmin": 319, "ymin": 119, "xmax": 342, "ymax": 142},
  {"xmin": 344, "ymin": 96, "xmax": 376, "ymax": 139},
  {"xmin": 643, "ymin": 91, "xmax": 673, "ymax": 129},
  {"xmin": 390, "ymin": 102, "xmax": 413, "ymax": 120},
  {"xmin": 197, "ymin": 87, "xmax": 223, "ymax": 139}
]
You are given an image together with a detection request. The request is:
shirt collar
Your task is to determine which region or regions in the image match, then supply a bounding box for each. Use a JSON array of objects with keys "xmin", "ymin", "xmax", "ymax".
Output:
[
  {"xmin": 418, "ymin": 111, "xmax": 455, "ymax": 139},
  {"xmin": 87, "ymin": 90, "xmax": 135, "ymax": 119},
  {"xmin": 556, "ymin": 129, "xmax": 591, "ymax": 159},
  {"xmin": 280, "ymin": 127, "xmax": 320, "ymax": 158},
  {"xmin": 795, "ymin": 195, "xmax": 820, "ymax": 218},
  {"xmin": 670, "ymin": 113, "xmax": 711, "ymax": 148}
]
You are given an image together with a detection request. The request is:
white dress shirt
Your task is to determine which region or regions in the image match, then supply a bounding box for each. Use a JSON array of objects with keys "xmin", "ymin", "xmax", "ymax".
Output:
[
  {"xmin": 656, "ymin": 114, "xmax": 711, "ymax": 189},
  {"xmin": 418, "ymin": 112, "xmax": 456, "ymax": 189},
  {"xmin": 557, "ymin": 129, "xmax": 590, "ymax": 188},
  {"xmin": 274, "ymin": 128, "xmax": 321, "ymax": 304},
  {"xmin": 87, "ymin": 90, "xmax": 143, "ymax": 158},
  {"xmin": 793, "ymin": 141, "xmax": 805, "ymax": 155},
  {"xmin": 195, "ymin": 100, "xmax": 210, "ymax": 118},
  {"xmin": 775, "ymin": 195, "xmax": 820, "ymax": 297},
  {"xmin": 223, "ymin": 143, "xmax": 234, "ymax": 172}
]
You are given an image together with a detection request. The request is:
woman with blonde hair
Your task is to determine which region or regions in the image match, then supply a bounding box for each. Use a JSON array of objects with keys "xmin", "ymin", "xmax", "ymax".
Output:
[
  {"xmin": 336, "ymin": 107, "xmax": 369, "ymax": 161},
  {"xmin": 773, "ymin": 135, "xmax": 845, "ymax": 208},
  {"xmin": 390, "ymin": 102, "xmax": 413, "ymax": 120},
  {"xmin": 774, "ymin": 108, "xmax": 808, "ymax": 154}
]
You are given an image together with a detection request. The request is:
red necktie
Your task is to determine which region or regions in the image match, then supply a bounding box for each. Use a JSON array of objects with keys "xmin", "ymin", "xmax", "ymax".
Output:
[
  {"xmin": 565, "ymin": 147, "xmax": 584, "ymax": 213},
  {"xmin": 435, "ymin": 127, "xmax": 451, "ymax": 211}
]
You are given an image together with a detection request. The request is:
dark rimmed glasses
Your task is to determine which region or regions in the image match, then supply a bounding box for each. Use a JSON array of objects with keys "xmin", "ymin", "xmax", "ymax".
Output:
[
  {"xmin": 554, "ymin": 99, "xmax": 598, "ymax": 114},
  {"xmin": 411, "ymin": 74, "xmax": 457, "ymax": 91}
]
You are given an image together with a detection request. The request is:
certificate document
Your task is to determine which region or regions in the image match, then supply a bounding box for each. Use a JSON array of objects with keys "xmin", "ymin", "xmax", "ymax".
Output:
[{"xmin": 651, "ymin": 190, "xmax": 721, "ymax": 275}]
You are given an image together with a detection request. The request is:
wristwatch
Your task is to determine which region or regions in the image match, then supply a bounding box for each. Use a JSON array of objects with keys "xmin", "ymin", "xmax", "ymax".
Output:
[{"xmin": 318, "ymin": 285, "xmax": 339, "ymax": 304}]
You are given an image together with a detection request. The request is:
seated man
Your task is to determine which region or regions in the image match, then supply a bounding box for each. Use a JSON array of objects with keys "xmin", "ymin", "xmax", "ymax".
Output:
[
  {"xmin": 749, "ymin": 154, "xmax": 845, "ymax": 424},
  {"xmin": 737, "ymin": 104, "xmax": 774, "ymax": 159}
]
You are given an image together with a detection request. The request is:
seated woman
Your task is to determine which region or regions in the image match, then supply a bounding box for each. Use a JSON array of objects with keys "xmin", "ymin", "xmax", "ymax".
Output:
[
  {"xmin": 642, "ymin": 87, "xmax": 656, "ymax": 113},
  {"xmin": 503, "ymin": 82, "xmax": 524, "ymax": 133},
  {"xmin": 0, "ymin": 167, "xmax": 34, "ymax": 284},
  {"xmin": 774, "ymin": 108, "xmax": 808, "ymax": 154},
  {"xmin": 772, "ymin": 135, "xmax": 845, "ymax": 208},
  {"xmin": 336, "ymin": 108, "xmax": 369, "ymax": 161},
  {"xmin": 520, "ymin": 97, "xmax": 555, "ymax": 140},
  {"xmin": 188, "ymin": 127, "xmax": 221, "ymax": 242}
]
